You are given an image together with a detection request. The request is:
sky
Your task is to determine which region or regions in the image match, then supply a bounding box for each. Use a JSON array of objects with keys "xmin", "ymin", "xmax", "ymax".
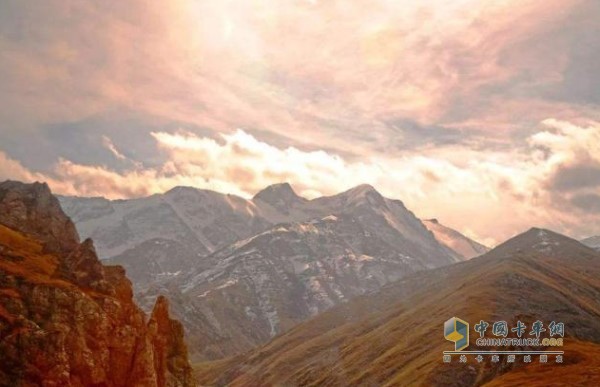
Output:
[{"xmin": 1, "ymin": 0, "xmax": 599, "ymax": 245}]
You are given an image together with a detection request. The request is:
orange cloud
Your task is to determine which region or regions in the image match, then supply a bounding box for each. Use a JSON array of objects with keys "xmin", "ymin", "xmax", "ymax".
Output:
[
  {"xmin": 2, "ymin": 119, "xmax": 600, "ymax": 244},
  {"xmin": 1, "ymin": 0, "xmax": 599, "ymax": 244},
  {"xmin": 1, "ymin": 0, "xmax": 593, "ymax": 156}
]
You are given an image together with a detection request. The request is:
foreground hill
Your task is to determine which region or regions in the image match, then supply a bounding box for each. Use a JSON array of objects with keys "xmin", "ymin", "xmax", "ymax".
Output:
[
  {"xmin": 196, "ymin": 228, "xmax": 600, "ymax": 386},
  {"xmin": 0, "ymin": 181, "xmax": 195, "ymax": 386}
]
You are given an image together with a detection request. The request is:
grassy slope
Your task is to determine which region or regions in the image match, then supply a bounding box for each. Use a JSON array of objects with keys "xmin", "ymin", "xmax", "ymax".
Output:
[
  {"xmin": 483, "ymin": 340, "xmax": 600, "ymax": 386},
  {"xmin": 0, "ymin": 225, "xmax": 65, "ymax": 287},
  {"xmin": 195, "ymin": 230, "xmax": 600, "ymax": 386}
]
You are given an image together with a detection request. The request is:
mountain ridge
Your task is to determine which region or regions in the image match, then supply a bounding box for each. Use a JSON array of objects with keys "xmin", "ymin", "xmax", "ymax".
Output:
[
  {"xmin": 0, "ymin": 181, "xmax": 195, "ymax": 386},
  {"xmin": 59, "ymin": 183, "xmax": 486, "ymax": 263},
  {"xmin": 58, "ymin": 182, "xmax": 491, "ymax": 360}
]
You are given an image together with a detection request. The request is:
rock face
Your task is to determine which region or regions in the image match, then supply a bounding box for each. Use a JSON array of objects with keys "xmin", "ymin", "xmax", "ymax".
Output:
[
  {"xmin": 0, "ymin": 181, "xmax": 195, "ymax": 386},
  {"xmin": 0, "ymin": 180, "xmax": 79, "ymax": 255},
  {"xmin": 61, "ymin": 183, "xmax": 487, "ymax": 361},
  {"xmin": 58, "ymin": 183, "xmax": 464, "ymax": 291},
  {"xmin": 148, "ymin": 296, "xmax": 194, "ymax": 387},
  {"xmin": 140, "ymin": 184, "xmax": 459, "ymax": 360}
]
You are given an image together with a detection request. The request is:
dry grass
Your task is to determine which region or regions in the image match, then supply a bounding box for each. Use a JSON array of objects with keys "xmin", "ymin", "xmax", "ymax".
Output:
[
  {"xmin": 195, "ymin": 239, "xmax": 600, "ymax": 386},
  {"xmin": 484, "ymin": 340, "xmax": 600, "ymax": 386},
  {"xmin": 0, "ymin": 288, "xmax": 21, "ymax": 299},
  {"xmin": 0, "ymin": 303, "xmax": 15, "ymax": 323},
  {"xmin": 0, "ymin": 224, "xmax": 71, "ymax": 288}
]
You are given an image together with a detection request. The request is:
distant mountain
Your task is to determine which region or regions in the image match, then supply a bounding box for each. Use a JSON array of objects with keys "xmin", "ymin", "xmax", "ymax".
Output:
[
  {"xmin": 59, "ymin": 184, "xmax": 478, "ymax": 290},
  {"xmin": 134, "ymin": 184, "xmax": 458, "ymax": 360},
  {"xmin": 581, "ymin": 235, "xmax": 600, "ymax": 251},
  {"xmin": 61, "ymin": 183, "xmax": 490, "ymax": 360},
  {"xmin": 58, "ymin": 186, "xmax": 272, "ymax": 256},
  {"xmin": 196, "ymin": 227, "xmax": 600, "ymax": 386},
  {"xmin": 253, "ymin": 182, "xmax": 307, "ymax": 214},
  {"xmin": 0, "ymin": 181, "xmax": 194, "ymax": 386},
  {"xmin": 58, "ymin": 186, "xmax": 277, "ymax": 292},
  {"xmin": 423, "ymin": 218, "xmax": 490, "ymax": 260}
]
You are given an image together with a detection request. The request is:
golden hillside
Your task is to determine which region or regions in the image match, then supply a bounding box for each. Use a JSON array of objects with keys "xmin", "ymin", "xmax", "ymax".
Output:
[{"xmin": 196, "ymin": 228, "xmax": 600, "ymax": 386}]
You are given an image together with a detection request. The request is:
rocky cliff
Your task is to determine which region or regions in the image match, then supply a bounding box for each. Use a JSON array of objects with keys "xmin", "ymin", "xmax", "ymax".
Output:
[{"xmin": 0, "ymin": 181, "xmax": 195, "ymax": 386}]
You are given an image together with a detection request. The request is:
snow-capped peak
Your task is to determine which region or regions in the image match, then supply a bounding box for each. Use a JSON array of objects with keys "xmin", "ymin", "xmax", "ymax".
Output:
[
  {"xmin": 339, "ymin": 184, "xmax": 381, "ymax": 200},
  {"xmin": 486, "ymin": 227, "xmax": 595, "ymax": 259},
  {"xmin": 253, "ymin": 183, "xmax": 305, "ymax": 211}
]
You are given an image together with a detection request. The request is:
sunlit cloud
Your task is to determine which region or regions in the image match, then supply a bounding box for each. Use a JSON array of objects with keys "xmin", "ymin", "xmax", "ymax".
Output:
[
  {"xmin": 101, "ymin": 136, "xmax": 127, "ymax": 161},
  {"xmin": 1, "ymin": 0, "xmax": 599, "ymax": 243},
  {"xmin": 2, "ymin": 119, "xmax": 599, "ymax": 244}
]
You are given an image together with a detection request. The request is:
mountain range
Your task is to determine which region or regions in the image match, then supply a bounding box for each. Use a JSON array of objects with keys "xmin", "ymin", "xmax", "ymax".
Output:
[
  {"xmin": 195, "ymin": 227, "xmax": 600, "ymax": 386},
  {"xmin": 3, "ymin": 179, "xmax": 598, "ymax": 386},
  {"xmin": 58, "ymin": 184, "xmax": 484, "ymax": 289},
  {"xmin": 59, "ymin": 183, "xmax": 488, "ymax": 360}
]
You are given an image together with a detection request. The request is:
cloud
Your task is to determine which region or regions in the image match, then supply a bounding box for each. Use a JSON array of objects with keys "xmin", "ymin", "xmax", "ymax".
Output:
[
  {"xmin": 0, "ymin": 152, "xmax": 40, "ymax": 182},
  {"xmin": 1, "ymin": 0, "xmax": 598, "ymax": 160},
  {"xmin": 101, "ymin": 136, "xmax": 127, "ymax": 161},
  {"xmin": 1, "ymin": 1, "xmax": 600, "ymax": 243},
  {"xmin": 1, "ymin": 118, "xmax": 599, "ymax": 244},
  {"xmin": 571, "ymin": 194, "xmax": 600, "ymax": 213},
  {"xmin": 549, "ymin": 164, "xmax": 600, "ymax": 191}
]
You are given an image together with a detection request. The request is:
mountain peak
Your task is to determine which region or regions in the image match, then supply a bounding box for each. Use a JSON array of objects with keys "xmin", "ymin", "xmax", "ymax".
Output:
[
  {"xmin": 253, "ymin": 183, "xmax": 305, "ymax": 211},
  {"xmin": 345, "ymin": 184, "xmax": 378, "ymax": 195},
  {"xmin": 165, "ymin": 185, "xmax": 201, "ymax": 196},
  {"xmin": 523, "ymin": 227, "xmax": 562, "ymax": 240},
  {"xmin": 254, "ymin": 182, "xmax": 296, "ymax": 196},
  {"xmin": 487, "ymin": 227, "xmax": 597, "ymax": 259},
  {"xmin": 0, "ymin": 180, "xmax": 80, "ymax": 254},
  {"xmin": 332, "ymin": 184, "xmax": 387, "ymax": 208}
]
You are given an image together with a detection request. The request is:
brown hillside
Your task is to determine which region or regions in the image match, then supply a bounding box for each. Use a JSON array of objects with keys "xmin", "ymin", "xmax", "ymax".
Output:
[
  {"xmin": 0, "ymin": 181, "xmax": 195, "ymax": 386},
  {"xmin": 196, "ymin": 228, "xmax": 600, "ymax": 386}
]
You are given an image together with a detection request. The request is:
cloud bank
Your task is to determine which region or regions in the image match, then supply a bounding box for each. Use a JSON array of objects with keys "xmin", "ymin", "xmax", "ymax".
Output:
[
  {"xmin": 1, "ymin": 0, "xmax": 599, "ymax": 243},
  {"xmin": 2, "ymin": 119, "xmax": 599, "ymax": 245}
]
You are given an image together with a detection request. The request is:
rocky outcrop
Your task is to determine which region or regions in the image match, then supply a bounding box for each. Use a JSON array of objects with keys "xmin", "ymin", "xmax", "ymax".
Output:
[
  {"xmin": 148, "ymin": 296, "xmax": 194, "ymax": 387},
  {"xmin": 0, "ymin": 180, "xmax": 195, "ymax": 387},
  {"xmin": 0, "ymin": 181, "xmax": 79, "ymax": 254}
]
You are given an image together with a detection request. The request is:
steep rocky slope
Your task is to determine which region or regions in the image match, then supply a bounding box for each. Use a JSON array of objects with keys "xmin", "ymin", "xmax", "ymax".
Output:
[
  {"xmin": 60, "ymin": 184, "xmax": 477, "ymax": 290},
  {"xmin": 58, "ymin": 186, "xmax": 274, "ymax": 262},
  {"xmin": 61, "ymin": 183, "xmax": 488, "ymax": 360},
  {"xmin": 423, "ymin": 218, "xmax": 490, "ymax": 260},
  {"xmin": 0, "ymin": 181, "xmax": 195, "ymax": 386},
  {"xmin": 141, "ymin": 185, "xmax": 458, "ymax": 360},
  {"xmin": 195, "ymin": 228, "xmax": 600, "ymax": 386}
]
